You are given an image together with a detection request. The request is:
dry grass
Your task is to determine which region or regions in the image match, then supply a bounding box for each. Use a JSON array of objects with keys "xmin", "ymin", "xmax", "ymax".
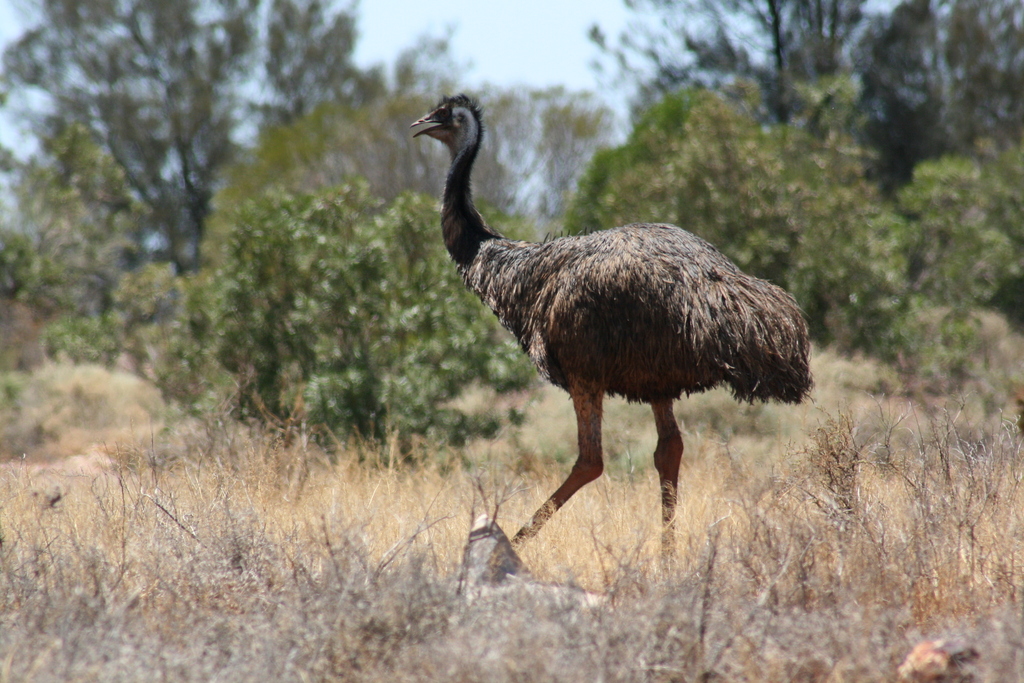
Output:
[
  {"xmin": 2, "ymin": 347, "xmax": 1024, "ymax": 681},
  {"xmin": 1, "ymin": 412, "xmax": 1023, "ymax": 679},
  {"xmin": 0, "ymin": 363, "xmax": 165, "ymax": 462}
]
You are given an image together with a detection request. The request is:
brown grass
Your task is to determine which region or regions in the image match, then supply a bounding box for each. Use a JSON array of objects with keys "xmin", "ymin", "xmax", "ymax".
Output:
[
  {"xmin": 0, "ymin": 363, "xmax": 165, "ymax": 462},
  {"xmin": 2, "ymin": 348, "xmax": 1024, "ymax": 681}
]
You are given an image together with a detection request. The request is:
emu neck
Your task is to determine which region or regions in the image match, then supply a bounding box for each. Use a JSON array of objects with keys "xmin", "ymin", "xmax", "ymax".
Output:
[{"xmin": 442, "ymin": 134, "xmax": 500, "ymax": 269}]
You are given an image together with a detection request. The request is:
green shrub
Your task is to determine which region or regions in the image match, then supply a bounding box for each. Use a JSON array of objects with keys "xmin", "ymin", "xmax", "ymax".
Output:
[
  {"xmin": 211, "ymin": 182, "xmax": 533, "ymax": 444},
  {"xmin": 896, "ymin": 157, "xmax": 1014, "ymax": 309},
  {"xmin": 40, "ymin": 312, "xmax": 123, "ymax": 365},
  {"xmin": 566, "ymin": 89, "xmax": 912, "ymax": 359},
  {"xmin": 24, "ymin": 183, "xmax": 534, "ymax": 445},
  {"xmin": 565, "ymin": 88, "xmax": 1024, "ymax": 373},
  {"xmin": 976, "ymin": 143, "xmax": 1024, "ymax": 325}
]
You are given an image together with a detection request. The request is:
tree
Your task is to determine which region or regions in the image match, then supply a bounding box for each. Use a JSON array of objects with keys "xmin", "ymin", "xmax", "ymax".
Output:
[
  {"xmin": 591, "ymin": 0, "xmax": 869, "ymax": 122},
  {"xmin": 208, "ymin": 35, "xmax": 466, "ymax": 246},
  {"xmin": 857, "ymin": 0, "xmax": 1024, "ymax": 188},
  {"xmin": 596, "ymin": 0, "xmax": 1024, "ymax": 193},
  {"xmin": 855, "ymin": 0, "xmax": 942, "ymax": 189},
  {"xmin": 0, "ymin": 124, "xmax": 142, "ymax": 370},
  {"xmin": 2, "ymin": 0, "xmax": 381, "ymax": 272},
  {"xmin": 883, "ymin": 153, "xmax": 1021, "ymax": 383},
  {"xmin": 2, "ymin": 124, "xmax": 140, "ymax": 317},
  {"xmin": 259, "ymin": 0, "xmax": 384, "ymax": 127},
  {"xmin": 942, "ymin": 0, "xmax": 1024, "ymax": 155},
  {"xmin": 209, "ymin": 86, "xmax": 613, "ymax": 259},
  {"xmin": 486, "ymin": 87, "xmax": 615, "ymax": 220}
]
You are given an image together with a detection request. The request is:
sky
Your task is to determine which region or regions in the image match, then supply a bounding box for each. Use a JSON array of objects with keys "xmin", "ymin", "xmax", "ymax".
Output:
[
  {"xmin": 352, "ymin": 0, "xmax": 632, "ymax": 92},
  {"xmin": 0, "ymin": 0, "xmax": 637, "ymax": 158}
]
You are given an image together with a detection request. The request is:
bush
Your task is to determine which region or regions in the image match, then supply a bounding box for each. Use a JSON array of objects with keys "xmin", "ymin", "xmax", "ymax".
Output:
[
  {"xmin": 977, "ymin": 142, "xmax": 1024, "ymax": 325},
  {"xmin": 567, "ymin": 90, "xmax": 912, "ymax": 358},
  {"xmin": 565, "ymin": 88, "xmax": 1024, "ymax": 368},
  {"xmin": 896, "ymin": 157, "xmax": 1014, "ymax": 310},
  {"xmin": 210, "ymin": 182, "xmax": 534, "ymax": 444},
  {"xmin": 40, "ymin": 313, "xmax": 123, "ymax": 366},
  {"xmin": 21, "ymin": 182, "xmax": 535, "ymax": 446},
  {"xmin": 0, "ymin": 363, "xmax": 165, "ymax": 459}
]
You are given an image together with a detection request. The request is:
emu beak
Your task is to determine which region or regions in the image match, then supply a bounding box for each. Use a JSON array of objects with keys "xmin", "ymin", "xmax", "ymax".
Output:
[{"xmin": 411, "ymin": 113, "xmax": 443, "ymax": 138}]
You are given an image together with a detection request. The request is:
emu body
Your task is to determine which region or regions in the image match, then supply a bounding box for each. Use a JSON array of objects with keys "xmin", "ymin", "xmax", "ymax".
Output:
[{"xmin": 413, "ymin": 94, "xmax": 812, "ymax": 551}]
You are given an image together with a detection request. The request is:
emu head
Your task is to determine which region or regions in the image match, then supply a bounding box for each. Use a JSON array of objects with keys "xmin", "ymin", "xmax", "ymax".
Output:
[{"xmin": 410, "ymin": 94, "xmax": 482, "ymax": 157}]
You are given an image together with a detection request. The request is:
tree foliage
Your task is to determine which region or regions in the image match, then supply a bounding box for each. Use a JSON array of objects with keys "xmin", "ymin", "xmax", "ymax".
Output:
[
  {"xmin": 1, "ymin": 7, "xmax": 612, "ymax": 441},
  {"xmin": 864, "ymin": 0, "xmax": 1024, "ymax": 187},
  {"xmin": 208, "ymin": 86, "xmax": 613, "ymax": 261},
  {"xmin": 592, "ymin": 0, "xmax": 869, "ymax": 122},
  {"xmin": 33, "ymin": 182, "xmax": 537, "ymax": 443},
  {"xmin": 595, "ymin": 0, "xmax": 1024, "ymax": 192},
  {"xmin": 857, "ymin": 0, "xmax": 1024, "ymax": 188},
  {"xmin": 5, "ymin": 0, "xmax": 1022, "ymax": 442},
  {"xmin": 1, "ymin": 124, "xmax": 139, "ymax": 316},
  {"xmin": 2, "ymin": 0, "xmax": 380, "ymax": 272},
  {"xmin": 984, "ymin": 144, "xmax": 1024, "ymax": 325},
  {"xmin": 483, "ymin": 88, "xmax": 615, "ymax": 220},
  {"xmin": 259, "ymin": 0, "xmax": 384, "ymax": 127},
  {"xmin": 214, "ymin": 94, "xmax": 457, "ymax": 224}
]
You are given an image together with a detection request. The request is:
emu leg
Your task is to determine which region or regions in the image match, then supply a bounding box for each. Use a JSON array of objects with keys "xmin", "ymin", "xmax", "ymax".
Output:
[
  {"xmin": 652, "ymin": 399, "xmax": 683, "ymax": 556},
  {"xmin": 512, "ymin": 389, "xmax": 604, "ymax": 546}
]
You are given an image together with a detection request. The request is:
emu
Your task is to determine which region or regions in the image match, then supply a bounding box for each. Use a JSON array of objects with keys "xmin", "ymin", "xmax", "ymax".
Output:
[{"xmin": 412, "ymin": 94, "xmax": 811, "ymax": 551}]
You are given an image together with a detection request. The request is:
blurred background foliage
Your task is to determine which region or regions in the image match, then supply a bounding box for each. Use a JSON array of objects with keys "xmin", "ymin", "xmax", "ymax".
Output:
[{"xmin": 1, "ymin": 0, "xmax": 1023, "ymax": 452}]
